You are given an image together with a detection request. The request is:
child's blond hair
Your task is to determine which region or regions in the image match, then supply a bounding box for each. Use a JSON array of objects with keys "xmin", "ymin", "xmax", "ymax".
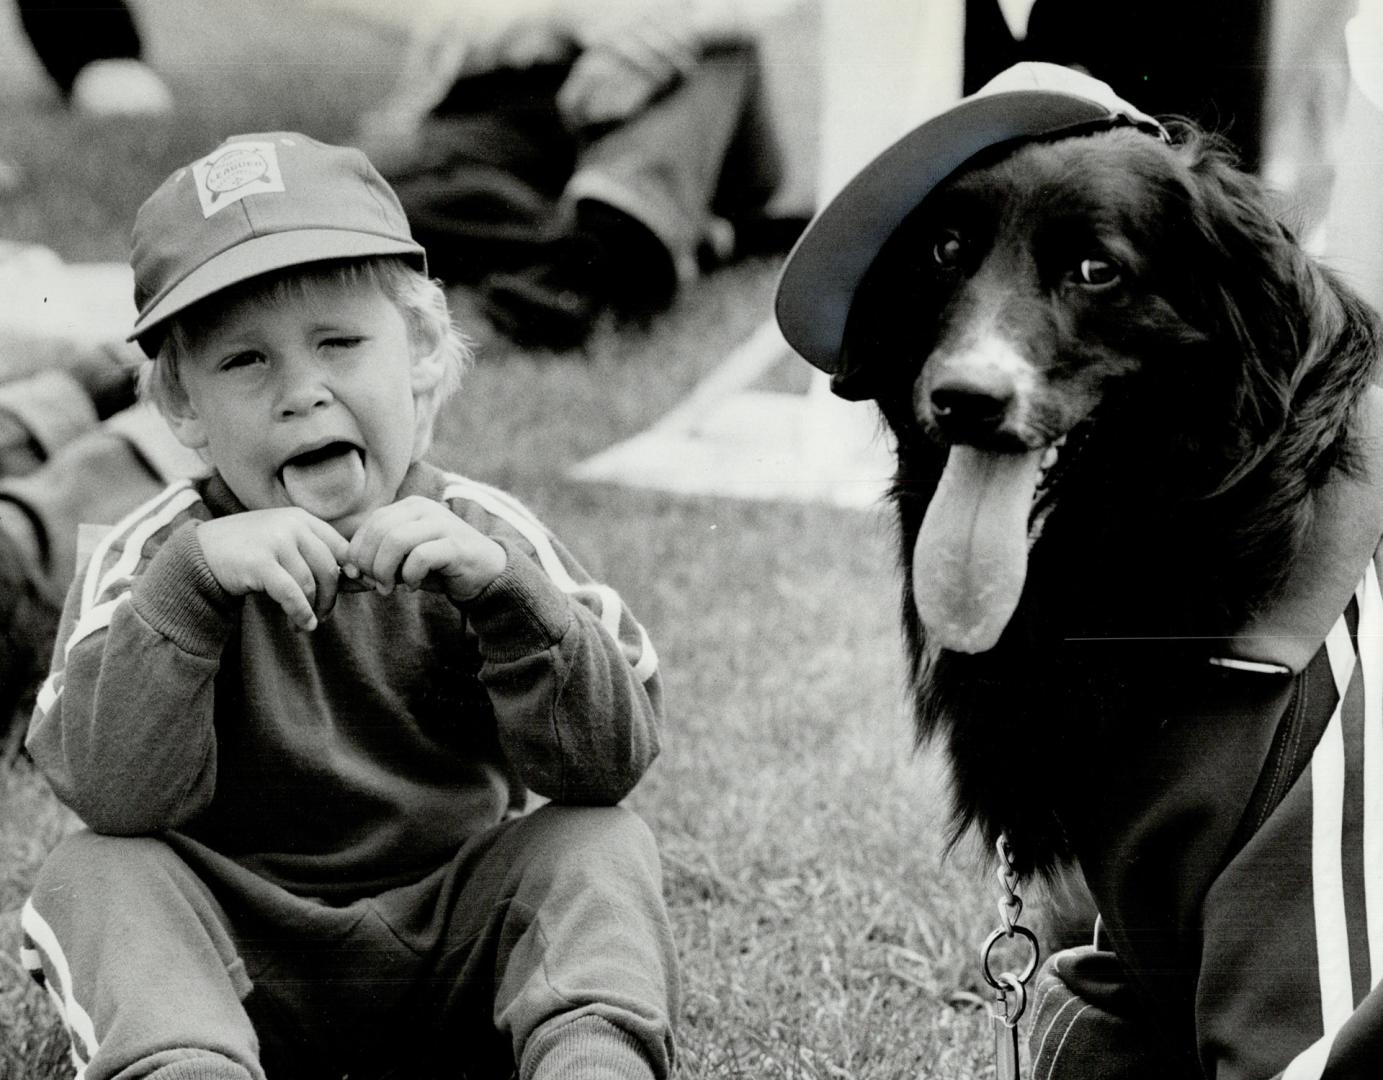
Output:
[{"xmin": 141, "ymin": 257, "xmax": 471, "ymax": 461}]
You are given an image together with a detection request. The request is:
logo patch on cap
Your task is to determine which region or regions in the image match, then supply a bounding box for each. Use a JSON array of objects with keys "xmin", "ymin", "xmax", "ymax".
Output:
[{"xmin": 191, "ymin": 140, "xmax": 286, "ymax": 218}]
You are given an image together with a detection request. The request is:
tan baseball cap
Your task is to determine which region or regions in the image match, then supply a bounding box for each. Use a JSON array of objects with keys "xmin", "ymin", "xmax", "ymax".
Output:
[
  {"xmin": 128, "ymin": 132, "xmax": 425, "ymax": 356},
  {"xmin": 774, "ymin": 62, "xmax": 1167, "ymax": 376}
]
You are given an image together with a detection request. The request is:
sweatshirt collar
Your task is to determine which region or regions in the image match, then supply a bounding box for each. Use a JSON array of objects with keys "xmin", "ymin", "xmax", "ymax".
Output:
[{"xmin": 1225, "ymin": 385, "xmax": 1383, "ymax": 674}]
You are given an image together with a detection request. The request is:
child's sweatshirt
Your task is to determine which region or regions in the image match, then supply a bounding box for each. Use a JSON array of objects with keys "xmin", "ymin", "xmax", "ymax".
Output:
[{"xmin": 26, "ymin": 461, "xmax": 663, "ymax": 899}]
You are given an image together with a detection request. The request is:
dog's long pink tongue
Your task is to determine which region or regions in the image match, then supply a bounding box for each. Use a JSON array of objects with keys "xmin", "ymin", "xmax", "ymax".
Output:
[{"xmin": 912, "ymin": 446, "xmax": 1044, "ymax": 653}]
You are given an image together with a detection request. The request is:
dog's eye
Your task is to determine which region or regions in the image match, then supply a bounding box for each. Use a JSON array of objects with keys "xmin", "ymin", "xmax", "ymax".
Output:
[
  {"xmin": 1075, "ymin": 258, "xmax": 1120, "ymax": 287},
  {"xmin": 933, "ymin": 231, "xmax": 963, "ymax": 269}
]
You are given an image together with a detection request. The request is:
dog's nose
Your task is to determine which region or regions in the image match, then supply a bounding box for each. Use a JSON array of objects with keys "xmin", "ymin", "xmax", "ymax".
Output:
[{"xmin": 929, "ymin": 385, "xmax": 1013, "ymax": 438}]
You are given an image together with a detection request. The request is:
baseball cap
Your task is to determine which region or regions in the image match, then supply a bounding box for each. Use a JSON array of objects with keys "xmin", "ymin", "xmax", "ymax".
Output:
[
  {"xmin": 774, "ymin": 62, "xmax": 1168, "ymax": 376},
  {"xmin": 128, "ymin": 132, "xmax": 426, "ymax": 355}
]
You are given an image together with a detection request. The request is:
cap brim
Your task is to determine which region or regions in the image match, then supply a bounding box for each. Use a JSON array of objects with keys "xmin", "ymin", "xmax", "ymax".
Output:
[
  {"xmin": 128, "ymin": 229, "xmax": 427, "ymax": 349},
  {"xmin": 774, "ymin": 89, "xmax": 1117, "ymax": 373}
]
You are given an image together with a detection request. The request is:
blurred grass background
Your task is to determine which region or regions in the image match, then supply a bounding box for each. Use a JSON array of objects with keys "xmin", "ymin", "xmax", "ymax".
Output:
[{"xmin": 0, "ymin": 1, "xmax": 998, "ymax": 1076}]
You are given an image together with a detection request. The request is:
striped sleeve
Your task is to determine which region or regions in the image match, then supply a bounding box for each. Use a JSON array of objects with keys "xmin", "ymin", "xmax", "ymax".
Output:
[
  {"xmin": 24, "ymin": 479, "xmax": 231, "ymax": 834},
  {"xmin": 1267, "ymin": 559, "xmax": 1383, "ymax": 1079},
  {"xmin": 1200, "ymin": 558, "xmax": 1383, "ymax": 1079},
  {"xmin": 438, "ymin": 473, "xmax": 664, "ymax": 804}
]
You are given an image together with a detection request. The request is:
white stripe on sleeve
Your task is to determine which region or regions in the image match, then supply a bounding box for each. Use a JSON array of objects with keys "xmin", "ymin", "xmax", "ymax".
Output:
[
  {"xmin": 1314, "ymin": 617, "xmax": 1357, "ymax": 1034},
  {"xmin": 1358, "ymin": 561, "xmax": 1383, "ymax": 989},
  {"xmin": 1281, "ymin": 1032, "xmax": 1333, "ymax": 1080},
  {"xmin": 80, "ymin": 480, "xmax": 196, "ymax": 613},
  {"xmin": 442, "ymin": 476, "xmax": 657, "ymax": 681}
]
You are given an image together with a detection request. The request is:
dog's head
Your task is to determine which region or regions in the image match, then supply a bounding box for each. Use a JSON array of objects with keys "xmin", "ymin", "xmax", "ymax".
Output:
[
  {"xmin": 859, "ymin": 125, "xmax": 1257, "ymax": 654},
  {"xmin": 782, "ymin": 79, "xmax": 1378, "ymax": 662}
]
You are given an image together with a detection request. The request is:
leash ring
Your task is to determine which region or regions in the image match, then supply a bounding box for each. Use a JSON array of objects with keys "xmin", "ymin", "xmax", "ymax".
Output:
[
  {"xmin": 980, "ymin": 924, "xmax": 1040, "ymax": 990},
  {"xmin": 989, "ymin": 971, "xmax": 1029, "ymax": 1027}
]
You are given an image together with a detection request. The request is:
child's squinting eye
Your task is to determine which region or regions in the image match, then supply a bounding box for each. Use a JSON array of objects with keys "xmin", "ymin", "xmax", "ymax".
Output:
[
  {"xmin": 219, "ymin": 351, "xmax": 264, "ymax": 371},
  {"xmin": 322, "ymin": 336, "xmax": 365, "ymax": 350}
]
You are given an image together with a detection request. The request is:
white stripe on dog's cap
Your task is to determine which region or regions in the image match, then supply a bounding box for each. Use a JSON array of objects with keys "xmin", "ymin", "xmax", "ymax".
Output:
[{"xmin": 774, "ymin": 62, "xmax": 1166, "ymax": 377}]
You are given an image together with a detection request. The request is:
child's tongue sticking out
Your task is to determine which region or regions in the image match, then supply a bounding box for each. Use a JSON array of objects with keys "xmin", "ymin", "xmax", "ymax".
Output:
[{"xmin": 280, "ymin": 445, "xmax": 366, "ymax": 521}]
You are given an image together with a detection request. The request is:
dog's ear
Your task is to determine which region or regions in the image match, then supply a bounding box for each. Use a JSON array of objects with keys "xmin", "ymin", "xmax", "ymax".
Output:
[
  {"xmin": 835, "ymin": 219, "xmax": 934, "ymax": 404},
  {"xmin": 831, "ymin": 339, "xmax": 881, "ymax": 401},
  {"xmin": 834, "ymin": 264, "xmax": 895, "ymax": 402},
  {"xmin": 1177, "ymin": 133, "xmax": 1381, "ymax": 490}
]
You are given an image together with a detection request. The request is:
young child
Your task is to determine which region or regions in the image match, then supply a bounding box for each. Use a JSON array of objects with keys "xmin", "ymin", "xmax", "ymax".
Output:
[{"xmin": 21, "ymin": 133, "xmax": 676, "ymax": 1080}]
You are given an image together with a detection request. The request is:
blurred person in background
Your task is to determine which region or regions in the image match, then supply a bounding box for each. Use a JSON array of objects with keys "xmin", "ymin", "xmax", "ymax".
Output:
[{"xmin": 355, "ymin": 0, "xmax": 796, "ymax": 350}]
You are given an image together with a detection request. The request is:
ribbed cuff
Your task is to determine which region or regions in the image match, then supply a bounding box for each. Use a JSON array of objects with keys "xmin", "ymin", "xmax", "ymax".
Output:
[
  {"xmin": 131, "ymin": 521, "xmax": 237, "ymax": 657},
  {"xmin": 466, "ymin": 536, "xmax": 573, "ymax": 662},
  {"xmin": 147, "ymin": 1052, "xmax": 254, "ymax": 1080},
  {"xmin": 522, "ymin": 1015, "xmax": 656, "ymax": 1080}
]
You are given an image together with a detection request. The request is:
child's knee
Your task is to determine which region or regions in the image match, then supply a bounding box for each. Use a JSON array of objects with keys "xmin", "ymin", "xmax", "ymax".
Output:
[
  {"xmin": 35, "ymin": 829, "xmax": 184, "ymax": 894},
  {"xmin": 30, "ymin": 831, "xmax": 215, "ymax": 933},
  {"xmin": 517, "ymin": 805, "xmax": 661, "ymax": 889}
]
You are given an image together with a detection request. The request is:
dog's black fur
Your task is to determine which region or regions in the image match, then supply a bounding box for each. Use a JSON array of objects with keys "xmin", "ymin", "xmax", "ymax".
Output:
[{"xmin": 839, "ymin": 123, "xmax": 1381, "ymax": 877}]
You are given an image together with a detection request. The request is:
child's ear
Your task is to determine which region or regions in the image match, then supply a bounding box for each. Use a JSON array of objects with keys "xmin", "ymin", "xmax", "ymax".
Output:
[
  {"xmin": 165, "ymin": 405, "xmax": 209, "ymax": 451},
  {"xmin": 410, "ymin": 345, "xmax": 447, "ymax": 397}
]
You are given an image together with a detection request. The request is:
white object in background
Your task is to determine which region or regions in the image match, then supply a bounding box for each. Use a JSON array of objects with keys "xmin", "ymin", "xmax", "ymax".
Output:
[
  {"xmin": 1322, "ymin": 0, "xmax": 1383, "ymax": 311},
  {"xmin": 1345, "ymin": 0, "xmax": 1383, "ymax": 110},
  {"xmin": 0, "ymin": 244, "xmax": 141, "ymax": 382},
  {"xmin": 570, "ymin": 320, "xmax": 895, "ymax": 507},
  {"xmin": 70, "ymin": 59, "xmax": 174, "ymax": 116}
]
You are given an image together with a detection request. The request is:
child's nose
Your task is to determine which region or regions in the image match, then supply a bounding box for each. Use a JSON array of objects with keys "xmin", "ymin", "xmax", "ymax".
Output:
[{"xmin": 276, "ymin": 360, "xmax": 333, "ymax": 418}]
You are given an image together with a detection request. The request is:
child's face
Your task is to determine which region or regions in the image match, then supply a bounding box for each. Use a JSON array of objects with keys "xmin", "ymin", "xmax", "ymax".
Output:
[{"xmin": 169, "ymin": 276, "xmax": 423, "ymax": 538}]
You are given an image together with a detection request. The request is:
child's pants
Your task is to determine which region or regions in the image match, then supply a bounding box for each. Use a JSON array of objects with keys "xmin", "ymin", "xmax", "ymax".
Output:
[{"xmin": 23, "ymin": 804, "xmax": 678, "ymax": 1080}]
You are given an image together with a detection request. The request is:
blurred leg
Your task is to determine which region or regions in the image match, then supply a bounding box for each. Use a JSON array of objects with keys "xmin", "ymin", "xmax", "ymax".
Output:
[
  {"xmin": 386, "ymin": 64, "xmax": 577, "ymax": 285},
  {"xmin": 481, "ymin": 46, "xmax": 770, "ymax": 347},
  {"xmin": 566, "ymin": 44, "xmax": 773, "ymax": 286}
]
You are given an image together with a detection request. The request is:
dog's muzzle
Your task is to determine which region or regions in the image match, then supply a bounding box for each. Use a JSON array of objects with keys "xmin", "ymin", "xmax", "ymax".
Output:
[{"xmin": 911, "ymin": 341, "xmax": 1048, "ymax": 654}]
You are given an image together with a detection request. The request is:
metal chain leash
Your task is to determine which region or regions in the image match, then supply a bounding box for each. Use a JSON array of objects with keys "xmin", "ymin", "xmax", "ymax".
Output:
[{"xmin": 979, "ymin": 832, "xmax": 1040, "ymax": 1080}]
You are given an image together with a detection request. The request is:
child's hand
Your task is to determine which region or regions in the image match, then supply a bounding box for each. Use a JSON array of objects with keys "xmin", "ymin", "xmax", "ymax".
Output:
[
  {"xmin": 343, "ymin": 496, "xmax": 506, "ymax": 603},
  {"xmin": 197, "ymin": 509, "xmax": 349, "ymax": 631}
]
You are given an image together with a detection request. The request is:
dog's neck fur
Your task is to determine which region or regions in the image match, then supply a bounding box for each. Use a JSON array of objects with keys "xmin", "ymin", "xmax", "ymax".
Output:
[{"xmin": 896, "ymin": 375, "xmax": 1382, "ymax": 875}]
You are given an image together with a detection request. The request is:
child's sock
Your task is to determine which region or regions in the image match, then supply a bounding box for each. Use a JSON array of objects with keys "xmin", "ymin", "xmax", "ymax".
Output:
[{"xmin": 521, "ymin": 1014, "xmax": 655, "ymax": 1080}]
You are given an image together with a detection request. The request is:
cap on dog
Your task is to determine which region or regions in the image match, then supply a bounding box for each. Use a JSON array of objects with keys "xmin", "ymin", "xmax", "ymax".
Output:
[
  {"xmin": 128, "ymin": 132, "xmax": 426, "ymax": 356},
  {"xmin": 774, "ymin": 62, "xmax": 1167, "ymax": 378}
]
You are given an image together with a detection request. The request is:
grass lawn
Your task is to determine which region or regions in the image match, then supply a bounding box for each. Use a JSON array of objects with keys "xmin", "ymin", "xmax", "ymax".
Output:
[{"xmin": 0, "ymin": 2, "xmax": 1000, "ymax": 1076}]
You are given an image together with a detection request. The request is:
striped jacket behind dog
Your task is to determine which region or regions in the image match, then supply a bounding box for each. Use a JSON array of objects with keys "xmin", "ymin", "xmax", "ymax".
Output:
[{"xmin": 1034, "ymin": 557, "xmax": 1383, "ymax": 1079}]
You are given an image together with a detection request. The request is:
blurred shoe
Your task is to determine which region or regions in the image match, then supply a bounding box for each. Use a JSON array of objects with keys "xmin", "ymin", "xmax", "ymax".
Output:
[
  {"xmin": 480, "ymin": 262, "xmax": 598, "ymax": 351},
  {"xmin": 70, "ymin": 58, "xmax": 173, "ymax": 117},
  {"xmin": 478, "ymin": 201, "xmax": 677, "ymax": 350},
  {"xmin": 572, "ymin": 199, "xmax": 677, "ymax": 320}
]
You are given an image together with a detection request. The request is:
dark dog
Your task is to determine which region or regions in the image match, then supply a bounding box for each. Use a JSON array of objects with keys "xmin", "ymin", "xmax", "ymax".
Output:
[
  {"xmin": 777, "ymin": 64, "xmax": 1383, "ymax": 1078},
  {"xmin": 850, "ymin": 119, "xmax": 1379, "ymax": 867}
]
